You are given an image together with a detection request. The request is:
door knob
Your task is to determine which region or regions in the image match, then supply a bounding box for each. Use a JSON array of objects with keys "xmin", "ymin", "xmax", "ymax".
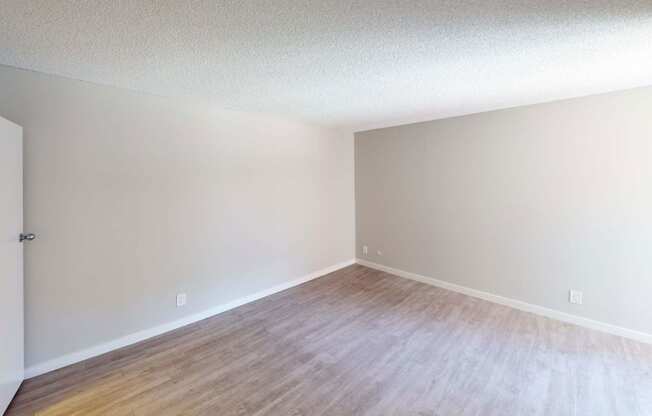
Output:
[{"xmin": 19, "ymin": 233, "xmax": 36, "ymax": 242}]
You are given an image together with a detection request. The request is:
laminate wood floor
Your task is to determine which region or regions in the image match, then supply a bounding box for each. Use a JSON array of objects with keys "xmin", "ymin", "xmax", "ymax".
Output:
[{"xmin": 7, "ymin": 265, "xmax": 652, "ymax": 415}]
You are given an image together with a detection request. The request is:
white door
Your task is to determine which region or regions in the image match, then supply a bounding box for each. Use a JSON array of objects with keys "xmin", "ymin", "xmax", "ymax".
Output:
[{"xmin": 0, "ymin": 116, "xmax": 24, "ymax": 414}]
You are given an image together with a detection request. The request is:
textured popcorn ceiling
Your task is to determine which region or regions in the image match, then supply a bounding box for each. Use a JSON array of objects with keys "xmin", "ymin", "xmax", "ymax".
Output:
[{"xmin": 1, "ymin": 1, "xmax": 651, "ymax": 131}]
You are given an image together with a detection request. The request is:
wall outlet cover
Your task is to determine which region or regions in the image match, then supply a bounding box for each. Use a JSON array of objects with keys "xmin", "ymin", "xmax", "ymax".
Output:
[
  {"xmin": 176, "ymin": 293, "xmax": 187, "ymax": 307},
  {"xmin": 569, "ymin": 290, "xmax": 583, "ymax": 305}
]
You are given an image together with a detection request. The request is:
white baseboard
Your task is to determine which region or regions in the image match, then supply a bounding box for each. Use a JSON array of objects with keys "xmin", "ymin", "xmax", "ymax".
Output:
[
  {"xmin": 25, "ymin": 259, "xmax": 356, "ymax": 379},
  {"xmin": 357, "ymin": 259, "xmax": 652, "ymax": 344}
]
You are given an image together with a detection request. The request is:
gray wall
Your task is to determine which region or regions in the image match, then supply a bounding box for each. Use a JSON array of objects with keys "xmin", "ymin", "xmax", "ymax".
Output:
[
  {"xmin": 356, "ymin": 87, "xmax": 652, "ymax": 335},
  {"xmin": 0, "ymin": 65, "xmax": 355, "ymax": 368}
]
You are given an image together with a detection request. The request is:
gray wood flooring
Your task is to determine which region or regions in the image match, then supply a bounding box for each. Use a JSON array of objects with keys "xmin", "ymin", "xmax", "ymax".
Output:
[{"xmin": 7, "ymin": 265, "xmax": 652, "ymax": 415}]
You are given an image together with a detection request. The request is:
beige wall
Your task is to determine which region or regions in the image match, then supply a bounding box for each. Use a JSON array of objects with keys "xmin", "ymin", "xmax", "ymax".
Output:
[
  {"xmin": 0, "ymin": 65, "xmax": 355, "ymax": 368},
  {"xmin": 356, "ymin": 87, "xmax": 652, "ymax": 336}
]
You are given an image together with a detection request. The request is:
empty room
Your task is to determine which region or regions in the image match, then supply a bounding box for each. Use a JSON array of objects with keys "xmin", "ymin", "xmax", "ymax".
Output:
[{"xmin": 1, "ymin": 1, "xmax": 651, "ymax": 415}]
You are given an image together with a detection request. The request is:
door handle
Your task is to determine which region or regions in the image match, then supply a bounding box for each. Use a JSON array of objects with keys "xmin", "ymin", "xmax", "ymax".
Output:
[{"xmin": 19, "ymin": 233, "xmax": 36, "ymax": 242}]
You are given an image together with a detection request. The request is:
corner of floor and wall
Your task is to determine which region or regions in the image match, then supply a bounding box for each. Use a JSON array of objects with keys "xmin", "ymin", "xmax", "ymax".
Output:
[
  {"xmin": 354, "ymin": 86, "xmax": 652, "ymax": 345},
  {"xmin": 0, "ymin": 64, "xmax": 357, "ymax": 379},
  {"xmin": 3, "ymin": 63, "xmax": 652, "ymax": 381}
]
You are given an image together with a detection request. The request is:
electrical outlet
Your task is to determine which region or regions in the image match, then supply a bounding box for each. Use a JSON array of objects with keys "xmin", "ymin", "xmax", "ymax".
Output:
[
  {"xmin": 362, "ymin": 245, "xmax": 368, "ymax": 255},
  {"xmin": 377, "ymin": 250, "xmax": 383, "ymax": 256},
  {"xmin": 569, "ymin": 290, "xmax": 583, "ymax": 305},
  {"xmin": 176, "ymin": 293, "xmax": 187, "ymax": 307}
]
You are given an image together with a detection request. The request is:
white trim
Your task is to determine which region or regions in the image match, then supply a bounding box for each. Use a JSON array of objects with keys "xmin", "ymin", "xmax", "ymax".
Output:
[
  {"xmin": 25, "ymin": 259, "xmax": 356, "ymax": 379},
  {"xmin": 357, "ymin": 259, "xmax": 652, "ymax": 344}
]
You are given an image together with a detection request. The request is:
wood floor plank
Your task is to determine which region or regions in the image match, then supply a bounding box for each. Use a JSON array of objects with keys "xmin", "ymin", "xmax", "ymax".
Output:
[{"xmin": 7, "ymin": 265, "xmax": 652, "ymax": 415}]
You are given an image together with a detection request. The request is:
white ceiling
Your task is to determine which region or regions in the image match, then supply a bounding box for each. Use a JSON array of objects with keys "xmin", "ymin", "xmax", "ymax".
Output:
[{"xmin": 1, "ymin": 1, "xmax": 651, "ymax": 131}]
